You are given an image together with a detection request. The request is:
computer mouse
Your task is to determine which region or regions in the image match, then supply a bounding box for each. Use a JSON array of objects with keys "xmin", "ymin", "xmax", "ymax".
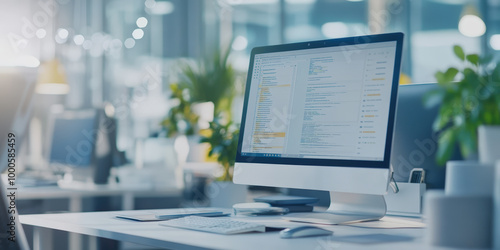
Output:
[{"xmin": 279, "ymin": 226, "xmax": 333, "ymax": 238}]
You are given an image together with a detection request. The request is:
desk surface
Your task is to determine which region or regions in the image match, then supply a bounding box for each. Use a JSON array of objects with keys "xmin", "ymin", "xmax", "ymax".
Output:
[
  {"xmin": 20, "ymin": 209, "xmax": 442, "ymax": 250},
  {"xmin": 16, "ymin": 184, "xmax": 181, "ymax": 200}
]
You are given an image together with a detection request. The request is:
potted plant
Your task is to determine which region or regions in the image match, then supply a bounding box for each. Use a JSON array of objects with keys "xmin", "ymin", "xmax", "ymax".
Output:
[
  {"xmin": 176, "ymin": 48, "xmax": 236, "ymax": 121},
  {"xmin": 161, "ymin": 48, "xmax": 236, "ymax": 161},
  {"xmin": 424, "ymin": 45, "xmax": 500, "ymax": 166},
  {"xmin": 423, "ymin": 46, "xmax": 499, "ymax": 249},
  {"xmin": 200, "ymin": 117, "xmax": 246, "ymax": 207},
  {"xmin": 161, "ymin": 83, "xmax": 200, "ymax": 138},
  {"xmin": 201, "ymin": 118, "xmax": 240, "ymax": 181}
]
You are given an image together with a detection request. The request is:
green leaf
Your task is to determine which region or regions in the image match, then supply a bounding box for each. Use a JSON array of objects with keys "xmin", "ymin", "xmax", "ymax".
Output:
[
  {"xmin": 463, "ymin": 68, "xmax": 479, "ymax": 86},
  {"xmin": 436, "ymin": 128, "xmax": 457, "ymax": 166},
  {"xmin": 435, "ymin": 71, "xmax": 446, "ymax": 84},
  {"xmin": 495, "ymin": 97, "xmax": 500, "ymax": 119},
  {"xmin": 457, "ymin": 125, "xmax": 477, "ymax": 158},
  {"xmin": 435, "ymin": 68, "xmax": 459, "ymax": 86},
  {"xmin": 492, "ymin": 63, "xmax": 500, "ymax": 82},
  {"xmin": 470, "ymin": 102, "xmax": 480, "ymax": 121},
  {"xmin": 484, "ymin": 110, "xmax": 494, "ymax": 124},
  {"xmin": 466, "ymin": 54, "xmax": 480, "ymax": 66},
  {"xmin": 444, "ymin": 67, "xmax": 459, "ymax": 82},
  {"xmin": 476, "ymin": 83, "xmax": 493, "ymax": 102},
  {"xmin": 453, "ymin": 45, "xmax": 465, "ymax": 61},
  {"xmin": 432, "ymin": 103, "xmax": 453, "ymax": 131}
]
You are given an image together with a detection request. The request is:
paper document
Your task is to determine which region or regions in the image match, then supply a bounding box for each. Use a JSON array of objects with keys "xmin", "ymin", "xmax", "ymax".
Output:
[{"xmin": 345, "ymin": 217, "xmax": 425, "ymax": 229}]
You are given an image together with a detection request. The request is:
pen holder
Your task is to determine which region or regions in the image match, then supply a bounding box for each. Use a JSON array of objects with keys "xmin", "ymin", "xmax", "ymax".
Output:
[{"xmin": 384, "ymin": 182, "xmax": 425, "ymax": 217}]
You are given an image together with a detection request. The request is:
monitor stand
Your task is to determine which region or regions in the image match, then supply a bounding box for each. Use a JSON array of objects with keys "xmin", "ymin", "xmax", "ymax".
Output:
[{"xmin": 283, "ymin": 191, "xmax": 386, "ymax": 225}]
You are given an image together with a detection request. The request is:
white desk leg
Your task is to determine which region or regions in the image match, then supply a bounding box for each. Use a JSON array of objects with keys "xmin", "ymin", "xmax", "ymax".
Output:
[
  {"xmin": 119, "ymin": 193, "xmax": 134, "ymax": 250},
  {"xmin": 33, "ymin": 227, "xmax": 53, "ymax": 250},
  {"xmin": 89, "ymin": 236, "xmax": 97, "ymax": 250},
  {"xmin": 122, "ymin": 192, "xmax": 134, "ymax": 210},
  {"xmin": 69, "ymin": 196, "xmax": 82, "ymax": 250}
]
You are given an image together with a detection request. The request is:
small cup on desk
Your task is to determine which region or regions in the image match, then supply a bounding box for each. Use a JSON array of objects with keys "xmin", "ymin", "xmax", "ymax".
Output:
[
  {"xmin": 424, "ymin": 161, "xmax": 494, "ymax": 249},
  {"xmin": 424, "ymin": 191, "xmax": 492, "ymax": 248},
  {"xmin": 478, "ymin": 125, "xmax": 500, "ymax": 165},
  {"xmin": 444, "ymin": 161, "xmax": 494, "ymax": 196}
]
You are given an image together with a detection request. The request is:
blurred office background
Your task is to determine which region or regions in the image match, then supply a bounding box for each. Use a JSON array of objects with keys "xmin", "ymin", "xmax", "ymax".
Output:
[
  {"xmin": 1, "ymin": 0, "xmax": 499, "ymax": 248},
  {"xmin": 2, "ymin": 0, "xmax": 500, "ymax": 162}
]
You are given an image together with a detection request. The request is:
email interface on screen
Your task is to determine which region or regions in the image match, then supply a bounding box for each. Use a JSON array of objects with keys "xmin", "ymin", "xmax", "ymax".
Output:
[{"xmin": 241, "ymin": 41, "xmax": 397, "ymax": 161}]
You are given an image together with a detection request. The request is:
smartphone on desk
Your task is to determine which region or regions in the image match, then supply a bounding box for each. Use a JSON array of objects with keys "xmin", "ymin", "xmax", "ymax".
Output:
[{"xmin": 409, "ymin": 168, "xmax": 425, "ymax": 183}]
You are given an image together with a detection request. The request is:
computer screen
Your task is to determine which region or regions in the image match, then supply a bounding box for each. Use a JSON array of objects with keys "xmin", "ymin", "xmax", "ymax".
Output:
[
  {"xmin": 234, "ymin": 33, "xmax": 404, "ymax": 224},
  {"xmin": 240, "ymin": 41, "xmax": 397, "ymax": 163},
  {"xmin": 50, "ymin": 118, "xmax": 96, "ymax": 167},
  {"xmin": 48, "ymin": 110, "xmax": 97, "ymax": 168},
  {"xmin": 47, "ymin": 108, "xmax": 120, "ymax": 184},
  {"xmin": 45, "ymin": 109, "xmax": 101, "ymax": 184}
]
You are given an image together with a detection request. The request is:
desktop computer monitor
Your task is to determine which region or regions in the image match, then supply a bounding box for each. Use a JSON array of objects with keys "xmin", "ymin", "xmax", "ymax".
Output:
[
  {"xmin": 45, "ymin": 109, "xmax": 98, "ymax": 180},
  {"xmin": 234, "ymin": 33, "xmax": 404, "ymax": 224},
  {"xmin": 46, "ymin": 108, "xmax": 120, "ymax": 185}
]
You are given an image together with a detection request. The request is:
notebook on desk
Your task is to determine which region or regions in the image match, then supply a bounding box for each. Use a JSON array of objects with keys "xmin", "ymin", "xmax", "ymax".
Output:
[{"xmin": 115, "ymin": 208, "xmax": 231, "ymax": 222}]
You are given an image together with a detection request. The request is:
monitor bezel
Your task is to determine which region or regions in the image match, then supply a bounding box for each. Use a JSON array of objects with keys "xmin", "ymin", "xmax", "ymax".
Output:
[{"xmin": 236, "ymin": 32, "xmax": 404, "ymax": 169}]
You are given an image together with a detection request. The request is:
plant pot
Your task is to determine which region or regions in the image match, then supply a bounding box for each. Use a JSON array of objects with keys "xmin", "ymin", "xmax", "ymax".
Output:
[
  {"xmin": 425, "ymin": 160, "xmax": 495, "ymax": 248},
  {"xmin": 478, "ymin": 125, "xmax": 500, "ymax": 164},
  {"xmin": 206, "ymin": 181, "xmax": 248, "ymax": 208},
  {"xmin": 186, "ymin": 135, "xmax": 210, "ymax": 162},
  {"xmin": 425, "ymin": 190, "xmax": 493, "ymax": 248},
  {"xmin": 445, "ymin": 160, "xmax": 494, "ymax": 196}
]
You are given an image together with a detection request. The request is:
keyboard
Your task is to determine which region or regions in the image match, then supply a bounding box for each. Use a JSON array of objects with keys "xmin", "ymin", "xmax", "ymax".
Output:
[{"xmin": 159, "ymin": 216, "xmax": 266, "ymax": 235}]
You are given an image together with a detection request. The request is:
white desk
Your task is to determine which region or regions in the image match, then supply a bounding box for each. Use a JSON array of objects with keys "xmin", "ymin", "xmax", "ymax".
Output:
[
  {"xmin": 18, "ymin": 185, "xmax": 182, "ymax": 250},
  {"xmin": 18, "ymin": 184, "xmax": 181, "ymax": 211},
  {"xmin": 20, "ymin": 209, "xmax": 438, "ymax": 250}
]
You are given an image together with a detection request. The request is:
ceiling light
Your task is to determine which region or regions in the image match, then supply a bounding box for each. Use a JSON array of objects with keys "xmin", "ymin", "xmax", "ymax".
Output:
[
  {"xmin": 490, "ymin": 34, "xmax": 500, "ymax": 50},
  {"xmin": 232, "ymin": 36, "xmax": 248, "ymax": 51},
  {"xmin": 132, "ymin": 29, "xmax": 144, "ymax": 40},
  {"xmin": 136, "ymin": 17, "xmax": 148, "ymax": 28},
  {"xmin": 321, "ymin": 22, "xmax": 349, "ymax": 39},
  {"xmin": 458, "ymin": 5, "xmax": 486, "ymax": 37}
]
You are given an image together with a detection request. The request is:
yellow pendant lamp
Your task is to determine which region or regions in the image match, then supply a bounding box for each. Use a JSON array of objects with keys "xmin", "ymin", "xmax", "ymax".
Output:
[{"xmin": 36, "ymin": 59, "xmax": 69, "ymax": 95}]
